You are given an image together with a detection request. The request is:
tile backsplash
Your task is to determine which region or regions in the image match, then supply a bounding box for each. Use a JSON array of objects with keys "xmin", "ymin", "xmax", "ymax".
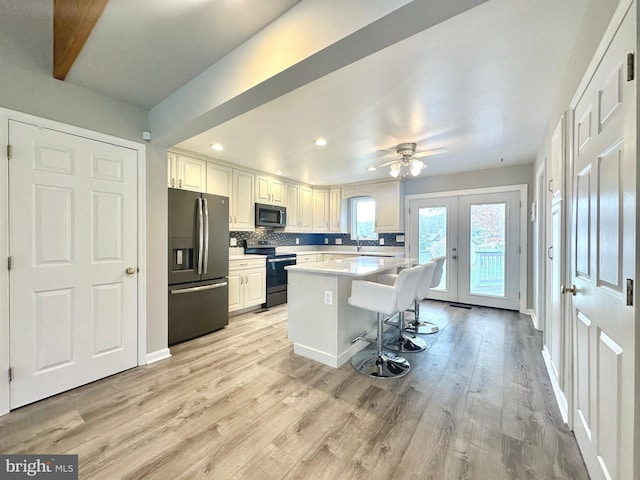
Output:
[{"xmin": 230, "ymin": 231, "xmax": 404, "ymax": 248}]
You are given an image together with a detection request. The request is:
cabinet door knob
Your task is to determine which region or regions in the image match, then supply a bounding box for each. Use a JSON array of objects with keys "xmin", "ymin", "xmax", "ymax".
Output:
[{"xmin": 126, "ymin": 267, "xmax": 136, "ymax": 275}]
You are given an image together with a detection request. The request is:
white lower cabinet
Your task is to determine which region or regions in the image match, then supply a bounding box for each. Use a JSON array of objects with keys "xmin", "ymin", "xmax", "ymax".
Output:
[
  {"xmin": 228, "ymin": 258, "xmax": 266, "ymax": 313},
  {"xmin": 296, "ymin": 253, "xmax": 318, "ymax": 264}
]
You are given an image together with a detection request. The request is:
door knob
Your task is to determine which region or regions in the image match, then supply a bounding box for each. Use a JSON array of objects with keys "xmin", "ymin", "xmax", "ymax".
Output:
[
  {"xmin": 561, "ymin": 284, "xmax": 577, "ymax": 296},
  {"xmin": 451, "ymin": 255, "xmax": 457, "ymax": 260},
  {"xmin": 126, "ymin": 267, "xmax": 137, "ymax": 275}
]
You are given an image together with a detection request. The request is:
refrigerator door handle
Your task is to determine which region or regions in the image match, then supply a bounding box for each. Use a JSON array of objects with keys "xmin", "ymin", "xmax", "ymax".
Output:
[
  {"xmin": 170, "ymin": 282, "xmax": 228, "ymax": 295},
  {"xmin": 203, "ymin": 197, "xmax": 209, "ymax": 274},
  {"xmin": 197, "ymin": 197, "xmax": 204, "ymax": 275}
]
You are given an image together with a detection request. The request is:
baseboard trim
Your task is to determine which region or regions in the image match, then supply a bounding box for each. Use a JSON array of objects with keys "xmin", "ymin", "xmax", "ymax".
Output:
[
  {"xmin": 146, "ymin": 348, "xmax": 172, "ymax": 365},
  {"xmin": 526, "ymin": 309, "xmax": 540, "ymax": 330},
  {"xmin": 541, "ymin": 346, "xmax": 568, "ymax": 424}
]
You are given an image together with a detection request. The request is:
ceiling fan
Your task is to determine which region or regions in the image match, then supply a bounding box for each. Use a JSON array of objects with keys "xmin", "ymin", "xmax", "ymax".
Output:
[{"xmin": 372, "ymin": 142, "xmax": 448, "ymax": 178}]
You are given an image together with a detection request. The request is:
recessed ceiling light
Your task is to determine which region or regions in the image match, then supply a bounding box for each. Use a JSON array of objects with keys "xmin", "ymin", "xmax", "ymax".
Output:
[
  {"xmin": 210, "ymin": 143, "xmax": 224, "ymax": 151},
  {"xmin": 310, "ymin": 181, "xmax": 316, "ymax": 185},
  {"xmin": 275, "ymin": 171, "xmax": 283, "ymax": 176},
  {"xmin": 314, "ymin": 138, "xmax": 327, "ymax": 146},
  {"xmin": 367, "ymin": 166, "xmax": 376, "ymax": 171}
]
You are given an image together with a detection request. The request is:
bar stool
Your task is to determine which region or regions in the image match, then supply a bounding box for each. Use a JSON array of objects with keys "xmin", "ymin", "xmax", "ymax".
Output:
[
  {"xmin": 348, "ymin": 265, "xmax": 423, "ymax": 378},
  {"xmin": 403, "ymin": 260, "xmax": 437, "ymax": 334},
  {"xmin": 394, "ymin": 256, "xmax": 445, "ymax": 335}
]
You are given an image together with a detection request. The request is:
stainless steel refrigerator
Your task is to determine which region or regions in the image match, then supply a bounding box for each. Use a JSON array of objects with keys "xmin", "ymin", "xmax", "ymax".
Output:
[{"xmin": 168, "ymin": 189, "xmax": 229, "ymax": 345}]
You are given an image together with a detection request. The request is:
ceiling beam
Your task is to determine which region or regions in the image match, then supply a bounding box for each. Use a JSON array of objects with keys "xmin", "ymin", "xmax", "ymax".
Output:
[{"xmin": 53, "ymin": 0, "xmax": 109, "ymax": 80}]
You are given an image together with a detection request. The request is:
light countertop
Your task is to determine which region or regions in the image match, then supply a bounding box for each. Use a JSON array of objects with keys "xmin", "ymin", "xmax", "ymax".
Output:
[{"xmin": 285, "ymin": 255, "xmax": 414, "ymax": 276}]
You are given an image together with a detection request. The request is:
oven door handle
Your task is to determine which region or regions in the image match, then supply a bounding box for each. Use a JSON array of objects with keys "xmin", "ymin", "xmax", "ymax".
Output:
[{"xmin": 267, "ymin": 258, "xmax": 297, "ymax": 263}]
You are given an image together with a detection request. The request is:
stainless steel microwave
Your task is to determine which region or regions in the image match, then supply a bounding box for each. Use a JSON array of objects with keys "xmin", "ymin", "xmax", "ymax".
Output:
[{"xmin": 255, "ymin": 203, "xmax": 286, "ymax": 228}]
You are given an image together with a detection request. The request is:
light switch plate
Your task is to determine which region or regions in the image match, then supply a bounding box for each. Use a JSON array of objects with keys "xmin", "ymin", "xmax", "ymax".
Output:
[
  {"xmin": 396, "ymin": 235, "xmax": 405, "ymax": 243},
  {"xmin": 230, "ymin": 237, "xmax": 237, "ymax": 247},
  {"xmin": 335, "ymin": 238, "xmax": 342, "ymax": 245}
]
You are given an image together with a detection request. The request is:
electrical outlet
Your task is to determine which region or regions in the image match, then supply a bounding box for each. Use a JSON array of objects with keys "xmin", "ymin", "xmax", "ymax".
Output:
[
  {"xmin": 324, "ymin": 238, "xmax": 329, "ymax": 244},
  {"xmin": 229, "ymin": 237, "xmax": 237, "ymax": 247},
  {"xmin": 335, "ymin": 238, "xmax": 342, "ymax": 245},
  {"xmin": 324, "ymin": 290, "xmax": 333, "ymax": 305},
  {"xmin": 379, "ymin": 238, "xmax": 385, "ymax": 245},
  {"xmin": 296, "ymin": 238, "xmax": 299, "ymax": 245}
]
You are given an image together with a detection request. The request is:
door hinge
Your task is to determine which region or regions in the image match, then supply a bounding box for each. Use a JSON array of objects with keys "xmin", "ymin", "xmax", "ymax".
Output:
[
  {"xmin": 7, "ymin": 256, "xmax": 11, "ymax": 271},
  {"xmin": 518, "ymin": 292, "xmax": 521, "ymax": 300},
  {"xmin": 627, "ymin": 278, "xmax": 633, "ymax": 306},
  {"xmin": 627, "ymin": 53, "xmax": 635, "ymax": 81},
  {"xmin": 8, "ymin": 367, "xmax": 12, "ymax": 382},
  {"xmin": 6, "ymin": 144, "xmax": 12, "ymax": 159}
]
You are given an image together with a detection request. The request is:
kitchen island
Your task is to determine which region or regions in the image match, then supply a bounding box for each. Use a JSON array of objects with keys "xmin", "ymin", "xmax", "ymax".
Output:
[{"xmin": 286, "ymin": 256, "xmax": 414, "ymax": 367}]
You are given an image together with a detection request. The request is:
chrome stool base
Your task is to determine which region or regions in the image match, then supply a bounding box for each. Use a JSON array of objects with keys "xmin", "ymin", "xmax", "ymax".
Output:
[
  {"xmin": 405, "ymin": 320, "xmax": 439, "ymax": 335},
  {"xmin": 384, "ymin": 333, "xmax": 427, "ymax": 353},
  {"xmin": 351, "ymin": 349, "xmax": 410, "ymax": 378}
]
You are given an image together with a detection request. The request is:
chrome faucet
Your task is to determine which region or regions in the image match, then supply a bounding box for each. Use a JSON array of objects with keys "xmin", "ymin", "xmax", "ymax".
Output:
[{"xmin": 356, "ymin": 235, "xmax": 362, "ymax": 252}]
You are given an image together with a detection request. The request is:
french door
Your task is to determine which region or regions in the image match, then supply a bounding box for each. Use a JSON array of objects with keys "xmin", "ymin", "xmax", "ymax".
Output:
[{"xmin": 408, "ymin": 189, "xmax": 522, "ymax": 310}]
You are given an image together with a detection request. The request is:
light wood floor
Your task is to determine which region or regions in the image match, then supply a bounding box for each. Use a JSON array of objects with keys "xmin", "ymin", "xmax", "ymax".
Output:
[{"xmin": 0, "ymin": 301, "xmax": 588, "ymax": 479}]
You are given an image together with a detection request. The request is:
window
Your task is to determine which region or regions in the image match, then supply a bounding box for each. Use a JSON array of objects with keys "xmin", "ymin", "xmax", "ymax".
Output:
[{"xmin": 351, "ymin": 197, "xmax": 376, "ymax": 240}]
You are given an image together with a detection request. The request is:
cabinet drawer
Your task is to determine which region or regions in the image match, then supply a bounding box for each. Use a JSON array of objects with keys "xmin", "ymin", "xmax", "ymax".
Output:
[
  {"xmin": 296, "ymin": 254, "xmax": 318, "ymax": 263},
  {"xmin": 229, "ymin": 258, "xmax": 265, "ymax": 271}
]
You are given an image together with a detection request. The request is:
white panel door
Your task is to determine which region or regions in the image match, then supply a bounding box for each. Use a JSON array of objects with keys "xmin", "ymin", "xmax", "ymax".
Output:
[
  {"xmin": 9, "ymin": 121, "xmax": 138, "ymax": 408},
  {"xmin": 569, "ymin": 6, "xmax": 635, "ymax": 479}
]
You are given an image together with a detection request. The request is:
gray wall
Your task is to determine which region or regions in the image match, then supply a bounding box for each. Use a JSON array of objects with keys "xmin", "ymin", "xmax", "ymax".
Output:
[
  {"xmin": 534, "ymin": 0, "xmax": 620, "ymax": 172},
  {"xmin": 0, "ymin": 0, "xmax": 146, "ymax": 142},
  {"xmin": 0, "ymin": 0, "xmax": 168, "ymax": 356},
  {"xmin": 145, "ymin": 145, "xmax": 169, "ymax": 354},
  {"xmin": 404, "ymin": 163, "xmax": 535, "ymax": 309}
]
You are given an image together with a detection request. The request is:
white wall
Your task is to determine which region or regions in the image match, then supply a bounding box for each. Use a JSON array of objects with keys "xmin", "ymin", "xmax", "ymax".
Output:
[{"xmin": 0, "ymin": 1, "xmax": 168, "ymax": 359}]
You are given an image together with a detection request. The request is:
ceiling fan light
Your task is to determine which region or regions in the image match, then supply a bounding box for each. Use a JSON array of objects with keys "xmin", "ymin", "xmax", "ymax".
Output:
[
  {"xmin": 410, "ymin": 159, "xmax": 424, "ymax": 176},
  {"xmin": 389, "ymin": 163, "xmax": 401, "ymax": 177}
]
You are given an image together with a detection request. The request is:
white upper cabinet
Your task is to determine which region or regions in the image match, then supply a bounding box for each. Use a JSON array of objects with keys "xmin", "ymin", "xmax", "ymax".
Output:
[
  {"xmin": 231, "ymin": 169, "xmax": 255, "ymax": 231},
  {"xmin": 342, "ymin": 184, "xmax": 375, "ymax": 199},
  {"xmin": 167, "ymin": 152, "xmax": 206, "ymax": 192},
  {"xmin": 285, "ymin": 182, "xmax": 312, "ymax": 232},
  {"xmin": 299, "ymin": 184, "xmax": 313, "ymax": 231},
  {"xmin": 329, "ymin": 187, "xmax": 343, "ymax": 232},
  {"xmin": 177, "ymin": 154, "xmax": 207, "ymax": 192},
  {"xmin": 255, "ymin": 175, "xmax": 285, "ymax": 206},
  {"xmin": 312, "ymin": 188, "xmax": 330, "ymax": 232},
  {"xmin": 374, "ymin": 181, "xmax": 404, "ymax": 232},
  {"xmin": 206, "ymin": 162, "xmax": 232, "ymax": 198},
  {"xmin": 167, "ymin": 152, "xmax": 177, "ymax": 188}
]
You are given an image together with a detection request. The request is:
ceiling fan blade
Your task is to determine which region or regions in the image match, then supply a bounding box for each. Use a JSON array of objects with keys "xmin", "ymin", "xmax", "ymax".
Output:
[
  {"xmin": 374, "ymin": 159, "xmax": 400, "ymax": 168},
  {"xmin": 413, "ymin": 147, "xmax": 448, "ymax": 159}
]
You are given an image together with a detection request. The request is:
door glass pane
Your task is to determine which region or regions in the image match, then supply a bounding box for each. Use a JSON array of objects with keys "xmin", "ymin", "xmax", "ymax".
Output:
[
  {"xmin": 469, "ymin": 202, "xmax": 506, "ymax": 297},
  {"xmin": 418, "ymin": 206, "xmax": 447, "ymax": 289}
]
